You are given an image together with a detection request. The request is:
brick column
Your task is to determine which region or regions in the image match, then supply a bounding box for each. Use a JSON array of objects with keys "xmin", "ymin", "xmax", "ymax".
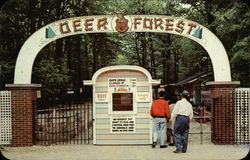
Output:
[
  {"xmin": 6, "ymin": 84, "xmax": 41, "ymax": 147},
  {"xmin": 206, "ymin": 81, "xmax": 240, "ymax": 144}
]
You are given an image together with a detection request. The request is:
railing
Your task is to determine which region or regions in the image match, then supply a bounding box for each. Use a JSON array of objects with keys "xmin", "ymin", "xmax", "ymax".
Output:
[
  {"xmin": 190, "ymin": 107, "xmax": 212, "ymax": 144},
  {"xmin": 33, "ymin": 101, "xmax": 93, "ymax": 145},
  {"xmin": 32, "ymin": 87, "xmax": 249, "ymax": 145}
]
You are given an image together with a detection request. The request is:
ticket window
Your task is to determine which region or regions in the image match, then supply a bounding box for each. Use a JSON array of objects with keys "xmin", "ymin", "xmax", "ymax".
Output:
[{"xmin": 112, "ymin": 93, "xmax": 133, "ymax": 111}]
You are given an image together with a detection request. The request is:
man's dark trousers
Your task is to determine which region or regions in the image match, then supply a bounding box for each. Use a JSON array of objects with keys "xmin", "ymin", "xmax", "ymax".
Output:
[{"xmin": 174, "ymin": 115, "xmax": 189, "ymax": 152}]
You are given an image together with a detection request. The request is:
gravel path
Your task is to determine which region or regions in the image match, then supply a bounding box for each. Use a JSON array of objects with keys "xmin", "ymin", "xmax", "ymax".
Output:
[{"xmin": 2, "ymin": 144, "xmax": 249, "ymax": 160}]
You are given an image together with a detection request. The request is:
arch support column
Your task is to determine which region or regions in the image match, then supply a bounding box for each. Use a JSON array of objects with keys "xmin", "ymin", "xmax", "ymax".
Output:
[
  {"xmin": 5, "ymin": 84, "xmax": 41, "ymax": 147},
  {"xmin": 206, "ymin": 81, "xmax": 240, "ymax": 144}
]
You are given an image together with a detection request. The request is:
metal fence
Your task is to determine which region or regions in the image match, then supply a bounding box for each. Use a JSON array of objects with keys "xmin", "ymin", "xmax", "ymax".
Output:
[
  {"xmin": 190, "ymin": 106, "xmax": 212, "ymax": 144},
  {"xmin": 33, "ymin": 101, "xmax": 93, "ymax": 145},
  {"xmin": 32, "ymin": 88, "xmax": 249, "ymax": 145}
]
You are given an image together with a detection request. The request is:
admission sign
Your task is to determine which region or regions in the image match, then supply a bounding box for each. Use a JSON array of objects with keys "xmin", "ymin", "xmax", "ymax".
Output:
[
  {"xmin": 110, "ymin": 115, "xmax": 135, "ymax": 133},
  {"xmin": 14, "ymin": 15, "xmax": 232, "ymax": 84}
]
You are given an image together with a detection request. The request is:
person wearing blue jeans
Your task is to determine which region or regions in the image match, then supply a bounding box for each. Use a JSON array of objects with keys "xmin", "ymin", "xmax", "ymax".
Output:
[
  {"xmin": 153, "ymin": 117, "xmax": 167, "ymax": 147},
  {"xmin": 170, "ymin": 90, "xmax": 193, "ymax": 153},
  {"xmin": 150, "ymin": 91, "xmax": 171, "ymax": 148}
]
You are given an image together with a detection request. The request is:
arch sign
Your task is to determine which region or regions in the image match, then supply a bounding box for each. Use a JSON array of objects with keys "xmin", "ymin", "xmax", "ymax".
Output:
[{"xmin": 14, "ymin": 15, "xmax": 231, "ymax": 84}]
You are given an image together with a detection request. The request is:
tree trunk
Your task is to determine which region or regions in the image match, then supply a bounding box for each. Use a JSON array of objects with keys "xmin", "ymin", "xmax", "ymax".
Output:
[
  {"xmin": 174, "ymin": 51, "xmax": 179, "ymax": 82},
  {"xmin": 148, "ymin": 33, "xmax": 157, "ymax": 78},
  {"xmin": 204, "ymin": 0, "xmax": 216, "ymax": 33},
  {"xmin": 92, "ymin": 37, "xmax": 98, "ymax": 74},
  {"xmin": 55, "ymin": 39, "xmax": 63, "ymax": 64},
  {"xmin": 83, "ymin": 35, "xmax": 90, "ymax": 80},
  {"xmin": 135, "ymin": 34, "xmax": 142, "ymax": 66},
  {"xmin": 161, "ymin": 34, "xmax": 171, "ymax": 84},
  {"xmin": 74, "ymin": 36, "xmax": 82, "ymax": 101},
  {"xmin": 162, "ymin": 50, "xmax": 168, "ymax": 84},
  {"xmin": 66, "ymin": 37, "xmax": 72, "ymax": 75},
  {"xmin": 29, "ymin": 0, "xmax": 36, "ymax": 34},
  {"xmin": 141, "ymin": 33, "xmax": 148, "ymax": 69}
]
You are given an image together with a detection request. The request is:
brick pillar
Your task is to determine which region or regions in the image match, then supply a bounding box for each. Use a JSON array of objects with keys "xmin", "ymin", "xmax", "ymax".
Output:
[
  {"xmin": 6, "ymin": 84, "xmax": 41, "ymax": 147},
  {"xmin": 206, "ymin": 81, "xmax": 240, "ymax": 144}
]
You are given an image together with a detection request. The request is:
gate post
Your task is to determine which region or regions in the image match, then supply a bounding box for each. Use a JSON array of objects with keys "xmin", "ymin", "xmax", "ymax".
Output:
[
  {"xmin": 6, "ymin": 84, "xmax": 41, "ymax": 147},
  {"xmin": 206, "ymin": 81, "xmax": 240, "ymax": 144}
]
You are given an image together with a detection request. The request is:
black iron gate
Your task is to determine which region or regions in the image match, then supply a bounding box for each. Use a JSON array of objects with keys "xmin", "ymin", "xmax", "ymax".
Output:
[{"xmin": 33, "ymin": 101, "xmax": 93, "ymax": 145}]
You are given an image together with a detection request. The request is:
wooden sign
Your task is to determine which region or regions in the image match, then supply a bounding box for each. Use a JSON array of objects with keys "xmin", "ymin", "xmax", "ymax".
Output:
[
  {"xmin": 15, "ymin": 15, "xmax": 231, "ymax": 84},
  {"xmin": 136, "ymin": 92, "xmax": 150, "ymax": 102},
  {"xmin": 95, "ymin": 93, "xmax": 109, "ymax": 102},
  {"xmin": 109, "ymin": 78, "xmax": 136, "ymax": 92}
]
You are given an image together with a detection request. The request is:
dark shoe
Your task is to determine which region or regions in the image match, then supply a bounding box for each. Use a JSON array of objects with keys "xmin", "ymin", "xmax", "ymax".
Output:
[
  {"xmin": 152, "ymin": 142, "xmax": 157, "ymax": 148},
  {"xmin": 160, "ymin": 145, "xmax": 168, "ymax": 148},
  {"xmin": 182, "ymin": 151, "xmax": 186, "ymax": 153},
  {"xmin": 173, "ymin": 150, "xmax": 182, "ymax": 153},
  {"xmin": 169, "ymin": 143, "xmax": 174, "ymax": 146}
]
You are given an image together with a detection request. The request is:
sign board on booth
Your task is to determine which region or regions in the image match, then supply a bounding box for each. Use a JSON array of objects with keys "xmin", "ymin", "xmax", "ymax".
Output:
[{"xmin": 111, "ymin": 115, "xmax": 135, "ymax": 133}]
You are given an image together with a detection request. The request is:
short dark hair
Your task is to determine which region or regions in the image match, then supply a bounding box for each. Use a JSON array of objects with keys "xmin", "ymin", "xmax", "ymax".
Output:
[{"xmin": 159, "ymin": 91, "xmax": 165, "ymax": 97}]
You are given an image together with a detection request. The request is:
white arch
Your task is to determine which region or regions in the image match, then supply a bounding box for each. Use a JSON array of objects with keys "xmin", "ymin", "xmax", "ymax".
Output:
[{"xmin": 14, "ymin": 15, "xmax": 231, "ymax": 84}]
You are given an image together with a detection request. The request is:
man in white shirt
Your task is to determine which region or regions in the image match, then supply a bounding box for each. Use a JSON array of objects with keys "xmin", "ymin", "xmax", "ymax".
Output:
[{"xmin": 170, "ymin": 90, "xmax": 193, "ymax": 153}]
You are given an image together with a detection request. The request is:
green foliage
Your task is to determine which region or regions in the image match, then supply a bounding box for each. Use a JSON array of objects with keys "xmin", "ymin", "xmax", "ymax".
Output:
[
  {"xmin": 110, "ymin": 53, "xmax": 129, "ymax": 65},
  {"xmin": 0, "ymin": 0, "xmax": 249, "ymax": 99},
  {"xmin": 231, "ymin": 36, "xmax": 250, "ymax": 86},
  {"xmin": 33, "ymin": 58, "xmax": 70, "ymax": 97}
]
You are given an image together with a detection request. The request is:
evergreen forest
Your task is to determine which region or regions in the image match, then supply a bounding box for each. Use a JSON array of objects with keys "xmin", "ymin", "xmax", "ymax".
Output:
[{"xmin": 0, "ymin": 0, "xmax": 249, "ymax": 102}]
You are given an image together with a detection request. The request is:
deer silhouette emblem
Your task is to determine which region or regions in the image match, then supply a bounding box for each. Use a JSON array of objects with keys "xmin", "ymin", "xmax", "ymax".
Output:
[{"xmin": 115, "ymin": 14, "xmax": 129, "ymax": 33}]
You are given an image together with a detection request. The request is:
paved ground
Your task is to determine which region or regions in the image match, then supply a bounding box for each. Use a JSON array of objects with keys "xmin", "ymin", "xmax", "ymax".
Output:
[
  {"xmin": 1, "ymin": 143, "xmax": 249, "ymax": 160},
  {"xmin": 2, "ymin": 121, "xmax": 249, "ymax": 160}
]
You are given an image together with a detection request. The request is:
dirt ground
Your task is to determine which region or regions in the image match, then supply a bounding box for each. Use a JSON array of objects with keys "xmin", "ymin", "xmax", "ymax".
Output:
[
  {"xmin": 1, "ymin": 143, "xmax": 249, "ymax": 160},
  {"xmin": 1, "ymin": 120, "xmax": 249, "ymax": 160}
]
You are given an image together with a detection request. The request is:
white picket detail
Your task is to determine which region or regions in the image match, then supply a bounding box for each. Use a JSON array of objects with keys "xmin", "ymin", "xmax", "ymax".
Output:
[
  {"xmin": 0, "ymin": 91, "xmax": 12, "ymax": 145},
  {"xmin": 235, "ymin": 88, "xmax": 250, "ymax": 143}
]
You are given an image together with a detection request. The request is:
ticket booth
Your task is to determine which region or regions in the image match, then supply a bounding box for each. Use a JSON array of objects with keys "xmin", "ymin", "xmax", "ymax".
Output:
[{"xmin": 83, "ymin": 65, "xmax": 160, "ymax": 144}]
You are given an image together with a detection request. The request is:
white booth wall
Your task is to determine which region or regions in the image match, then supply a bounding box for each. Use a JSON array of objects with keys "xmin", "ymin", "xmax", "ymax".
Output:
[{"xmin": 84, "ymin": 65, "xmax": 160, "ymax": 145}]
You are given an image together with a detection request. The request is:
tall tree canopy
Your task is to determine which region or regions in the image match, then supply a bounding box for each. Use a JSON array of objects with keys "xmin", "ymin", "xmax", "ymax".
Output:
[{"xmin": 0, "ymin": 0, "xmax": 249, "ymax": 101}]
